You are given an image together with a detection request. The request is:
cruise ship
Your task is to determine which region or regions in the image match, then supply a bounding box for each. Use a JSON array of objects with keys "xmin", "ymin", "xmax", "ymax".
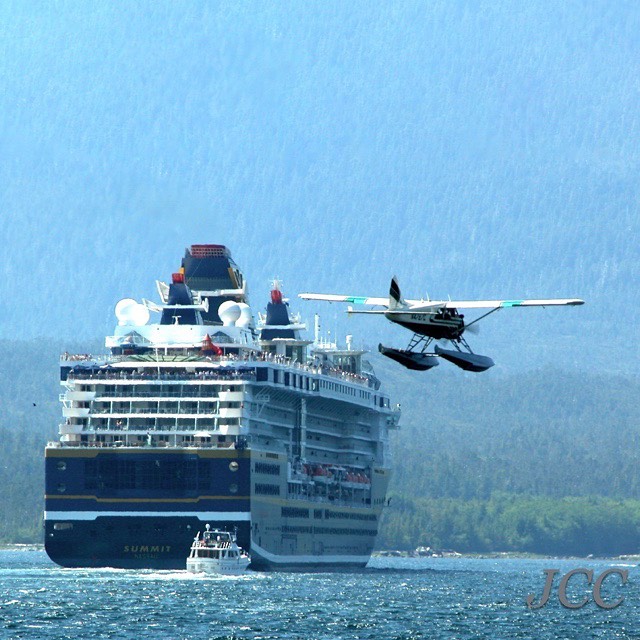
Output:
[{"xmin": 44, "ymin": 245, "xmax": 400, "ymax": 570}]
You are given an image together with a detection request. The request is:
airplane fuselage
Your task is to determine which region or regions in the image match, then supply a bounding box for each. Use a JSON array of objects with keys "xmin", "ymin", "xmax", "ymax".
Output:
[{"xmin": 385, "ymin": 310, "xmax": 465, "ymax": 341}]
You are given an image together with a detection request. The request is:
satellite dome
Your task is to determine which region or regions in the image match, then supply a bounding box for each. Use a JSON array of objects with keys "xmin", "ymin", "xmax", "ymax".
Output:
[
  {"xmin": 236, "ymin": 303, "xmax": 252, "ymax": 328},
  {"xmin": 218, "ymin": 301, "xmax": 241, "ymax": 326},
  {"xmin": 115, "ymin": 298, "xmax": 150, "ymax": 326},
  {"xmin": 115, "ymin": 298, "xmax": 136, "ymax": 316}
]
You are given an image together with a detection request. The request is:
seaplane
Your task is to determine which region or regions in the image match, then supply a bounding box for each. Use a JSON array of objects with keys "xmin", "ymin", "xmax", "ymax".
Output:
[{"xmin": 299, "ymin": 278, "xmax": 584, "ymax": 372}]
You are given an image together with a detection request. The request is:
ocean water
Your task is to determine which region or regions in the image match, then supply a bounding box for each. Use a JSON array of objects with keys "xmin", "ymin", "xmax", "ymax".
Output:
[{"xmin": 0, "ymin": 550, "xmax": 638, "ymax": 639}]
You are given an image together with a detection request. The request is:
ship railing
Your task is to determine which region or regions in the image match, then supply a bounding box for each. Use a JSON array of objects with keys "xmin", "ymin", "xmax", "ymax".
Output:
[
  {"xmin": 61, "ymin": 353, "xmax": 112, "ymax": 362},
  {"xmin": 319, "ymin": 367, "xmax": 373, "ymax": 388},
  {"xmin": 285, "ymin": 493, "xmax": 373, "ymax": 508},
  {"xmin": 89, "ymin": 407, "xmax": 222, "ymax": 415},
  {"xmin": 62, "ymin": 353, "xmax": 377, "ymax": 389},
  {"xmin": 95, "ymin": 391, "xmax": 221, "ymax": 398},
  {"xmin": 67, "ymin": 371, "xmax": 255, "ymax": 382},
  {"xmin": 62, "ymin": 358, "xmax": 382, "ymax": 397},
  {"xmin": 78, "ymin": 424, "xmax": 232, "ymax": 433},
  {"xmin": 47, "ymin": 440, "xmax": 239, "ymax": 450},
  {"xmin": 266, "ymin": 356, "xmax": 374, "ymax": 389}
]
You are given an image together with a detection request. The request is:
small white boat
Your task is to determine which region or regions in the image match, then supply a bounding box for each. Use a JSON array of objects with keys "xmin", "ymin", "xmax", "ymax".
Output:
[{"xmin": 186, "ymin": 524, "xmax": 250, "ymax": 574}]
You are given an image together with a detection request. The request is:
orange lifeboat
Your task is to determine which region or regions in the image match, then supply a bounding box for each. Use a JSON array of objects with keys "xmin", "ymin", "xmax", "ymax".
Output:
[{"xmin": 312, "ymin": 465, "xmax": 332, "ymax": 484}]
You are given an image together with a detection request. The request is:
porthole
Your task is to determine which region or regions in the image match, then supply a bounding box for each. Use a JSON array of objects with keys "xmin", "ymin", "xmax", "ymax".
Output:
[
  {"xmin": 57, "ymin": 483, "xmax": 66, "ymax": 493},
  {"xmin": 229, "ymin": 483, "xmax": 238, "ymax": 494},
  {"xmin": 229, "ymin": 461, "xmax": 239, "ymax": 472},
  {"xmin": 56, "ymin": 461, "xmax": 67, "ymax": 471}
]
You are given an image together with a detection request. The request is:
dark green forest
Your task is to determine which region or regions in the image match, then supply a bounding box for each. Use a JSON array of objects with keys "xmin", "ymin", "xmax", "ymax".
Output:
[
  {"xmin": 376, "ymin": 359, "xmax": 640, "ymax": 554},
  {"xmin": 378, "ymin": 494, "xmax": 640, "ymax": 556},
  {"xmin": 2, "ymin": 339, "xmax": 639, "ymax": 555}
]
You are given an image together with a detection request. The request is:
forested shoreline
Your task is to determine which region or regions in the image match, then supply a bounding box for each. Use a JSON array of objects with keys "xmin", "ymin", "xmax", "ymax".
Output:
[{"xmin": 377, "ymin": 494, "xmax": 640, "ymax": 556}]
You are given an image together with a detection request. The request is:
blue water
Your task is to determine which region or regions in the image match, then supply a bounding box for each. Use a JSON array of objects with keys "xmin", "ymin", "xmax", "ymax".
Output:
[{"xmin": 0, "ymin": 550, "xmax": 638, "ymax": 639}]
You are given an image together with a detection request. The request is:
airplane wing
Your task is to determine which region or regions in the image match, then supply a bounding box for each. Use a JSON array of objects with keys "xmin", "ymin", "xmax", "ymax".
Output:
[
  {"xmin": 433, "ymin": 298, "xmax": 585, "ymax": 310},
  {"xmin": 298, "ymin": 293, "xmax": 439, "ymax": 307},
  {"xmin": 298, "ymin": 293, "xmax": 391, "ymax": 307},
  {"xmin": 299, "ymin": 293, "xmax": 584, "ymax": 310}
]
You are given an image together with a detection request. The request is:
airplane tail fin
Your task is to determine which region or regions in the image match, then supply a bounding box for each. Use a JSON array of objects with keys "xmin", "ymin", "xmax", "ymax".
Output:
[{"xmin": 389, "ymin": 276, "xmax": 406, "ymax": 310}]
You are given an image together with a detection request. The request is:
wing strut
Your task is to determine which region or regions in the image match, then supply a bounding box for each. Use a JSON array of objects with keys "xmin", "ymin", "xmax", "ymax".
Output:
[{"xmin": 464, "ymin": 307, "xmax": 501, "ymax": 331}]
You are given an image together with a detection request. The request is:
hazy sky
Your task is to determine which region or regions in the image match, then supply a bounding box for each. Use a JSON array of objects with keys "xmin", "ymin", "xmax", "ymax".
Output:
[{"xmin": 1, "ymin": 1, "xmax": 637, "ymax": 372}]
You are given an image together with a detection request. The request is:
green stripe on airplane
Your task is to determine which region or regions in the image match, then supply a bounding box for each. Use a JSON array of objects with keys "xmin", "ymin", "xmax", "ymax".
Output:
[
  {"xmin": 346, "ymin": 296, "xmax": 369, "ymax": 304},
  {"xmin": 501, "ymin": 300, "xmax": 524, "ymax": 307}
]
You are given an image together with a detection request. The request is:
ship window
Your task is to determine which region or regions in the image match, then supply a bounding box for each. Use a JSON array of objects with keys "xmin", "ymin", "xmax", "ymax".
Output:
[
  {"xmin": 254, "ymin": 483, "xmax": 280, "ymax": 495},
  {"xmin": 53, "ymin": 522, "xmax": 73, "ymax": 531},
  {"xmin": 84, "ymin": 458, "xmax": 201, "ymax": 492},
  {"xmin": 282, "ymin": 525, "xmax": 312, "ymax": 534},
  {"xmin": 281, "ymin": 507, "xmax": 309, "ymax": 518},
  {"xmin": 56, "ymin": 461, "xmax": 67, "ymax": 471},
  {"xmin": 256, "ymin": 368, "xmax": 268, "ymax": 382},
  {"xmin": 229, "ymin": 483, "xmax": 238, "ymax": 494},
  {"xmin": 255, "ymin": 462, "xmax": 279, "ymax": 475},
  {"xmin": 57, "ymin": 483, "xmax": 66, "ymax": 493},
  {"xmin": 229, "ymin": 461, "xmax": 239, "ymax": 472}
]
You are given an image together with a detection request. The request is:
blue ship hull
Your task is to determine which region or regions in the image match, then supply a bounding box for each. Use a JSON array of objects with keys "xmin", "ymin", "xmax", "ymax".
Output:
[
  {"xmin": 45, "ymin": 448, "xmax": 252, "ymax": 569},
  {"xmin": 44, "ymin": 517, "xmax": 252, "ymax": 569}
]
